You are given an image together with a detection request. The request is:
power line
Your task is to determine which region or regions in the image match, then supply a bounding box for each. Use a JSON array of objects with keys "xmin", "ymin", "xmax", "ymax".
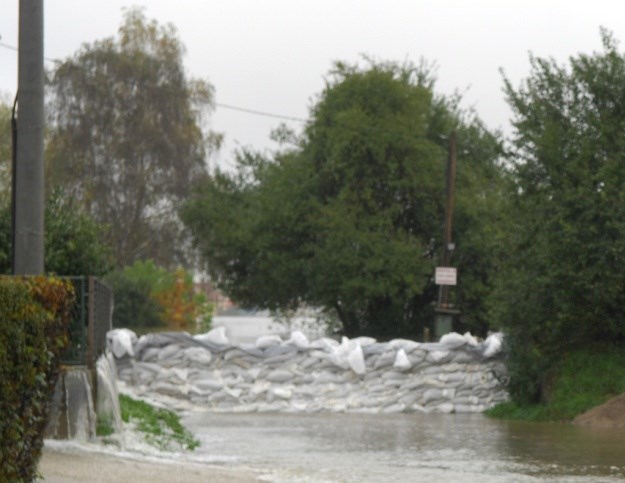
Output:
[
  {"xmin": 0, "ymin": 40, "xmax": 58, "ymax": 63},
  {"xmin": 0, "ymin": 40, "xmax": 306, "ymax": 123},
  {"xmin": 215, "ymin": 102, "xmax": 305, "ymax": 123}
]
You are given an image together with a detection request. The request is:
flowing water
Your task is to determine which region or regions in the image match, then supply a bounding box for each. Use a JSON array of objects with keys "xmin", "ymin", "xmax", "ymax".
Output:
[{"xmin": 183, "ymin": 411, "xmax": 625, "ymax": 482}]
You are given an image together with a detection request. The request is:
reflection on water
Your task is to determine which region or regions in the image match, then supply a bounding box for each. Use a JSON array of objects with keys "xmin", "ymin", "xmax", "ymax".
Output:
[{"xmin": 183, "ymin": 412, "xmax": 625, "ymax": 482}]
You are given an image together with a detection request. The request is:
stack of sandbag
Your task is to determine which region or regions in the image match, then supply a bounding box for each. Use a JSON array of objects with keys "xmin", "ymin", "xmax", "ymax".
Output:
[{"xmin": 108, "ymin": 328, "xmax": 507, "ymax": 414}]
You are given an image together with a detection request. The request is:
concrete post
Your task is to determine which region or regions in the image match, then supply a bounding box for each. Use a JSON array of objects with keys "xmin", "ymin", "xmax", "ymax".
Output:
[{"xmin": 14, "ymin": 0, "xmax": 45, "ymax": 275}]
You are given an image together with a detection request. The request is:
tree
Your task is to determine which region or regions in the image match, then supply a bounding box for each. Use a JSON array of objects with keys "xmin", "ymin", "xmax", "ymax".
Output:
[
  {"xmin": 183, "ymin": 60, "xmax": 504, "ymax": 339},
  {"xmin": 46, "ymin": 7, "xmax": 220, "ymax": 269},
  {"xmin": 0, "ymin": 188, "xmax": 113, "ymax": 276},
  {"xmin": 496, "ymin": 30, "xmax": 625, "ymax": 403}
]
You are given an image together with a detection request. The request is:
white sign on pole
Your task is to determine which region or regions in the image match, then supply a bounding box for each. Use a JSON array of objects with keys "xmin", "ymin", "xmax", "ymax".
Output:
[{"xmin": 435, "ymin": 267, "xmax": 457, "ymax": 286}]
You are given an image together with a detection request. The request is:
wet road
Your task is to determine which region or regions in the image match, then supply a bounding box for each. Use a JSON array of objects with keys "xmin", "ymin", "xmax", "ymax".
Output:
[{"xmin": 184, "ymin": 411, "xmax": 625, "ymax": 482}]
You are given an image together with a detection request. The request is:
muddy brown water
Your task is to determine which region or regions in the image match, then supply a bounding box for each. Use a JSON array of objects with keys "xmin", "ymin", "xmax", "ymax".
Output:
[{"xmin": 183, "ymin": 411, "xmax": 625, "ymax": 482}]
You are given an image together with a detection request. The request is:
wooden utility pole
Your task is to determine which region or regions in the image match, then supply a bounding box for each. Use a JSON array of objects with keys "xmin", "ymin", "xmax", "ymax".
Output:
[
  {"xmin": 433, "ymin": 132, "xmax": 459, "ymax": 339},
  {"xmin": 439, "ymin": 131, "xmax": 457, "ymax": 309},
  {"xmin": 14, "ymin": 0, "xmax": 45, "ymax": 275}
]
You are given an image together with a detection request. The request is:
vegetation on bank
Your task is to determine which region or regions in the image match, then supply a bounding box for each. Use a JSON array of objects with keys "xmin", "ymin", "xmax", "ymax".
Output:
[
  {"xmin": 487, "ymin": 344, "xmax": 625, "ymax": 421},
  {"xmin": 120, "ymin": 394, "xmax": 199, "ymax": 451}
]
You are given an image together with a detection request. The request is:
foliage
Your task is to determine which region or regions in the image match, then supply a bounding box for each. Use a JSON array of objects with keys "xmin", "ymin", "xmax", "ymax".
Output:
[
  {"xmin": 495, "ymin": 30, "xmax": 625, "ymax": 403},
  {"xmin": 0, "ymin": 277, "xmax": 74, "ymax": 482},
  {"xmin": 487, "ymin": 344, "xmax": 625, "ymax": 421},
  {"xmin": 106, "ymin": 260, "xmax": 212, "ymax": 331},
  {"xmin": 120, "ymin": 394, "xmax": 199, "ymax": 451},
  {"xmin": 182, "ymin": 59, "xmax": 504, "ymax": 339},
  {"xmin": 46, "ymin": 7, "xmax": 220, "ymax": 269},
  {"xmin": 0, "ymin": 100, "xmax": 11, "ymax": 193},
  {"xmin": 0, "ymin": 187, "xmax": 113, "ymax": 276}
]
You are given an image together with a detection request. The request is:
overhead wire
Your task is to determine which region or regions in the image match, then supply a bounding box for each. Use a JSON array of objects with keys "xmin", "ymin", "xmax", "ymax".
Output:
[{"xmin": 0, "ymin": 40, "xmax": 306, "ymax": 124}]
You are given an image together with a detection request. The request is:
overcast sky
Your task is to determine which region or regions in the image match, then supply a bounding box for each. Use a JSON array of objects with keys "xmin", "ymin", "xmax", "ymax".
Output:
[{"xmin": 2, "ymin": 1, "xmax": 625, "ymax": 169}]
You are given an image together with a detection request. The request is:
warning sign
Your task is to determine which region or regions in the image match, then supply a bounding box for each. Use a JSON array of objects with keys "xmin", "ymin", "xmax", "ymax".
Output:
[{"xmin": 435, "ymin": 267, "xmax": 457, "ymax": 286}]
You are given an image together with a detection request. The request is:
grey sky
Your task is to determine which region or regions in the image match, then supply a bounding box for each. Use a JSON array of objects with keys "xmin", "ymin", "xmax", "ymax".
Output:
[{"xmin": 2, "ymin": 1, "xmax": 625, "ymax": 169}]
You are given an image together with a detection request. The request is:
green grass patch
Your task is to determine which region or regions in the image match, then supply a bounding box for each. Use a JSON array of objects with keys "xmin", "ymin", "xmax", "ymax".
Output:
[
  {"xmin": 96, "ymin": 415, "xmax": 115, "ymax": 437},
  {"xmin": 120, "ymin": 394, "xmax": 199, "ymax": 451},
  {"xmin": 487, "ymin": 344, "xmax": 625, "ymax": 422}
]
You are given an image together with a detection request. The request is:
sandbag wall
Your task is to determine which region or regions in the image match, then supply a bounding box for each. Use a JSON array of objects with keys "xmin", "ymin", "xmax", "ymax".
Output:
[{"xmin": 108, "ymin": 329, "xmax": 508, "ymax": 414}]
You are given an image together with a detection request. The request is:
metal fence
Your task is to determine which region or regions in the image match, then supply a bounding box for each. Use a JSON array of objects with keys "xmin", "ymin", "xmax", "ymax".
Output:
[{"xmin": 61, "ymin": 276, "xmax": 112, "ymax": 368}]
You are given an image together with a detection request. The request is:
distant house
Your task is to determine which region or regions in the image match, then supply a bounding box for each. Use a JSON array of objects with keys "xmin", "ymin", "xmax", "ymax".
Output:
[{"xmin": 193, "ymin": 280, "xmax": 234, "ymax": 313}]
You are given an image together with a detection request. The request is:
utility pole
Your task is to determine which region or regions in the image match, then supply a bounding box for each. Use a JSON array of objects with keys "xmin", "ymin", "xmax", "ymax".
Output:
[
  {"xmin": 433, "ymin": 132, "xmax": 459, "ymax": 339},
  {"xmin": 14, "ymin": 0, "xmax": 44, "ymax": 275}
]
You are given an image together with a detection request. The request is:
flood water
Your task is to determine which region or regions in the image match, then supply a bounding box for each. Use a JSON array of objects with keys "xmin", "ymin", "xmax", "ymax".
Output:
[{"xmin": 183, "ymin": 411, "xmax": 625, "ymax": 482}]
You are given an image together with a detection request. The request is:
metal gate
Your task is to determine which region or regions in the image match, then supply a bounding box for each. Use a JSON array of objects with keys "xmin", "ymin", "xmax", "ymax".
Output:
[{"xmin": 61, "ymin": 276, "xmax": 112, "ymax": 368}]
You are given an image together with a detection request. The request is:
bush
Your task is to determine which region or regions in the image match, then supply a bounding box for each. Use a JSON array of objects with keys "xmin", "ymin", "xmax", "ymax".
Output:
[
  {"xmin": 0, "ymin": 277, "xmax": 74, "ymax": 482},
  {"xmin": 487, "ymin": 344, "xmax": 625, "ymax": 421},
  {"xmin": 106, "ymin": 260, "xmax": 212, "ymax": 332},
  {"xmin": 0, "ymin": 188, "xmax": 113, "ymax": 276}
]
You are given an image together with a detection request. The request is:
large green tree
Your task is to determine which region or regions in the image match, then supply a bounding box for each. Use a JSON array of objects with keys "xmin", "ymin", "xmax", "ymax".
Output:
[
  {"xmin": 46, "ymin": 8, "xmax": 220, "ymax": 269},
  {"xmin": 183, "ymin": 60, "xmax": 504, "ymax": 339},
  {"xmin": 496, "ymin": 31, "xmax": 625, "ymax": 403}
]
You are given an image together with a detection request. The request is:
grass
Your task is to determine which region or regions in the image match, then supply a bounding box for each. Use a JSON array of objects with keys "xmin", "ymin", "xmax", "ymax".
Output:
[
  {"xmin": 96, "ymin": 415, "xmax": 115, "ymax": 437},
  {"xmin": 120, "ymin": 394, "xmax": 200, "ymax": 451},
  {"xmin": 486, "ymin": 344, "xmax": 625, "ymax": 422}
]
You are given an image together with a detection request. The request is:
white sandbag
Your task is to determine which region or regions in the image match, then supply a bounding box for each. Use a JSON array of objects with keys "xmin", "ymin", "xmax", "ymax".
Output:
[
  {"xmin": 389, "ymin": 339, "xmax": 421, "ymax": 353},
  {"xmin": 265, "ymin": 369, "xmax": 294, "ymax": 383},
  {"xmin": 139, "ymin": 347, "xmax": 160, "ymax": 362},
  {"xmin": 433, "ymin": 402, "xmax": 455, "ymax": 413},
  {"xmin": 382, "ymin": 403, "xmax": 406, "ymax": 414},
  {"xmin": 286, "ymin": 331, "xmax": 310, "ymax": 350},
  {"xmin": 427, "ymin": 350, "xmax": 451, "ymax": 364},
  {"xmin": 436, "ymin": 372, "xmax": 466, "ymax": 384},
  {"xmin": 263, "ymin": 345, "xmax": 297, "ymax": 357},
  {"xmin": 439, "ymin": 332, "xmax": 468, "ymax": 349},
  {"xmin": 107, "ymin": 328, "xmax": 137, "ymax": 358},
  {"xmin": 423, "ymin": 388, "xmax": 455, "ymax": 404},
  {"xmin": 193, "ymin": 378, "xmax": 224, "ymax": 392},
  {"xmin": 309, "ymin": 337, "xmax": 340, "ymax": 350},
  {"xmin": 374, "ymin": 351, "xmax": 397, "ymax": 369},
  {"xmin": 270, "ymin": 387, "xmax": 293, "ymax": 400},
  {"xmin": 158, "ymin": 344, "xmax": 183, "ymax": 361},
  {"xmin": 393, "ymin": 348, "xmax": 412, "ymax": 371},
  {"xmin": 351, "ymin": 336, "xmax": 377, "ymax": 347},
  {"xmin": 183, "ymin": 347, "xmax": 212, "ymax": 365},
  {"xmin": 463, "ymin": 332, "xmax": 479, "ymax": 346},
  {"xmin": 256, "ymin": 334, "xmax": 283, "ymax": 349},
  {"xmin": 483, "ymin": 332, "xmax": 503, "ymax": 358},
  {"xmin": 451, "ymin": 351, "xmax": 477, "ymax": 364},
  {"xmin": 347, "ymin": 345, "xmax": 366, "ymax": 375},
  {"xmin": 381, "ymin": 371, "xmax": 408, "ymax": 381},
  {"xmin": 152, "ymin": 381, "xmax": 189, "ymax": 397},
  {"xmin": 195, "ymin": 326, "xmax": 229, "ymax": 346},
  {"xmin": 134, "ymin": 361, "xmax": 162, "ymax": 374}
]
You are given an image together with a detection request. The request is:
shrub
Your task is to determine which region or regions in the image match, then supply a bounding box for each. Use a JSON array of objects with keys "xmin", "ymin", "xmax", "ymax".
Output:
[
  {"xmin": 0, "ymin": 188, "xmax": 113, "ymax": 276},
  {"xmin": 0, "ymin": 277, "xmax": 74, "ymax": 482},
  {"xmin": 106, "ymin": 260, "xmax": 212, "ymax": 332}
]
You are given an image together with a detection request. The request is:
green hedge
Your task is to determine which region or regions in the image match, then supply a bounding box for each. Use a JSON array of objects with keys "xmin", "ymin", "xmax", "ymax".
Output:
[{"xmin": 0, "ymin": 277, "xmax": 74, "ymax": 482}]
